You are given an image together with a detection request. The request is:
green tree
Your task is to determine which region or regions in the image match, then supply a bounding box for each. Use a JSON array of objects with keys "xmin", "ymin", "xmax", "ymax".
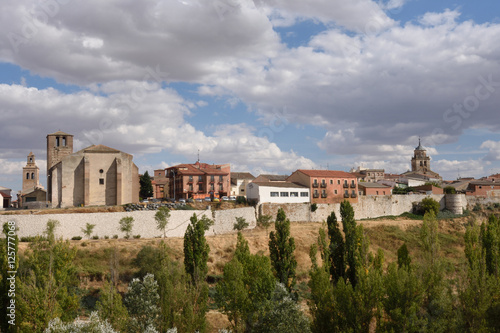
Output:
[
  {"xmin": 155, "ymin": 206, "xmax": 171, "ymax": 238},
  {"xmin": 233, "ymin": 216, "xmax": 249, "ymax": 231},
  {"xmin": 45, "ymin": 312, "xmax": 118, "ymax": 333},
  {"xmin": 341, "ymin": 200, "xmax": 358, "ymax": 287},
  {"xmin": 119, "ymin": 216, "xmax": 134, "ymax": 239},
  {"xmin": 124, "ymin": 273, "xmax": 160, "ymax": 332},
  {"xmin": 397, "ymin": 242, "xmax": 412, "ymax": 269},
  {"xmin": 444, "ymin": 186, "xmax": 457, "ymax": 194},
  {"xmin": 482, "ymin": 214, "xmax": 500, "ymax": 276},
  {"xmin": 269, "ymin": 208, "xmax": 297, "ymax": 291},
  {"xmin": 140, "ymin": 170, "xmax": 154, "ymax": 200},
  {"xmin": 326, "ymin": 211, "xmax": 345, "ymax": 283},
  {"xmin": 81, "ymin": 222, "xmax": 96, "ymax": 239},
  {"xmin": 95, "ymin": 280, "xmax": 129, "ymax": 332},
  {"xmin": 17, "ymin": 220, "xmax": 79, "ymax": 332},
  {"xmin": 420, "ymin": 197, "xmax": 440, "ymax": 216},
  {"xmin": 257, "ymin": 214, "xmax": 273, "ymax": 233},
  {"xmin": 216, "ymin": 232, "xmax": 276, "ymax": 332},
  {"xmin": 184, "ymin": 213, "xmax": 210, "ymax": 284}
]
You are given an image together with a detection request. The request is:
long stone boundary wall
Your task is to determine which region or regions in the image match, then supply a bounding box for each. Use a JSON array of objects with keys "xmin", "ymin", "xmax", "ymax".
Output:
[
  {"xmin": 2, "ymin": 195, "xmax": 499, "ymax": 239},
  {"xmin": 0, "ymin": 207, "xmax": 256, "ymax": 239}
]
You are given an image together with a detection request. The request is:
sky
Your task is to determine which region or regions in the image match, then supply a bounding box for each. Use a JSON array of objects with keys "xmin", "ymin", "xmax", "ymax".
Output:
[{"xmin": 1, "ymin": 0, "xmax": 500, "ymax": 195}]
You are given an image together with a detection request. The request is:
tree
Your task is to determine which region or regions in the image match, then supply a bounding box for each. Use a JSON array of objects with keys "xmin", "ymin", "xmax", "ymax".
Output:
[
  {"xmin": 326, "ymin": 211, "xmax": 345, "ymax": 283},
  {"xmin": 269, "ymin": 208, "xmax": 297, "ymax": 291},
  {"xmin": 95, "ymin": 280, "xmax": 129, "ymax": 332},
  {"xmin": 140, "ymin": 171, "xmax": 153, "ymax": 200},
  {"xmin": 257, "ymin": 214, "xmax": 273, "ymax": 233},
  {"xmin": 397, "ymin": 242, "xmax": 412, "ymax": 270},
  {"xmin": 420, "ymin": 197, "xmax": 440, "ymax": 216},
  {"xmin": 155, "ymin": 206, "xmax": 171, "ymax": 238},
  {"xmin": 184, "ymin": 214, "xmax": 210, "ymax": 284},
  {"xmin": 124, "ymin": 273, "xmax": 161, "ymax": 332},
  {"xmin": 81, "ymin": 223, "xmax": 96, "ymax": 239},
  {"xmin": 45, "ymin": 312, "xmax": 118, "ymax": 333},
  {"xmin": 216, "ymin": 232, "xmax": 276, "ymax": 332},
  {"xmin": 233, "ymin": 216, "xmax": 249, "ymax": 231},
  {"xmin": 118, "ymin": 216, "xmax": 134, "ymax": 239},
  {"xmin": 444, "ymin": 186, "xmax": 457, "ymax": 194},
  {"xmin": 340, "ymin": 200, "xmax": 358, "ymax": 287},
  {"xmin": 17, "ymin": 220, "xmax": 79, "ymax": 331}
]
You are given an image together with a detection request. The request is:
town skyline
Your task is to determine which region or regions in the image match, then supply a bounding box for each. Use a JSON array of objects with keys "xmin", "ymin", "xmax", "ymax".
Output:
[{"xmin": 1, "ymin": 0, "xmax": 500, "ymax": 194}]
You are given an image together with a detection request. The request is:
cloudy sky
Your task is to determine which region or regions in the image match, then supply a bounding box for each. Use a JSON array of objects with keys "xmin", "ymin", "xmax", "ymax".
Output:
[{"xmin": 1, "ymin": 0, "xmax": 500, "ymax": 194}]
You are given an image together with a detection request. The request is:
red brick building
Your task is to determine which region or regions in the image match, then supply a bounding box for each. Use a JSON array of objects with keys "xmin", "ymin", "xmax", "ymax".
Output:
[
  {"xmin": 165, "ymin": 162, "xmax": 230, "ymax": 200},
  {"xmin": 287, "ymin": 170, "xmax": 358, "ymax": 204},
  {"xmin": 466, "ymin": 180, "xmax": 500, "ymax": 197},
  {"xmin": 152, "ymin": 169, "xmax": 169, "ymax": 200},
  {"xmin": 358, "ymin": 182, "xmax": 392, "ymax": 196}
]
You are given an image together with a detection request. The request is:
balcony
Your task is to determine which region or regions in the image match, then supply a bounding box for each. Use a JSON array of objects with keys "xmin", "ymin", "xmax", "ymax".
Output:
[
  {"xmin": 351, "ymin": 193, "xmax": 357, "ymax": 198},
  {"xmin": 350, "ymin": 183, "xmax": 356, "ymax": 188},
  {"xmin": 321, "ymin": 193, "xmax": 327, "ymax": 198},
  {"xmin": 312, "ymin": 183, "xmax": 319, "ymax": 188},
  {"xmin": 344, "ymin": 193, "xmax": 350, "ymax": 198},
  {"xmin": 313, "ymin": 193, "xmax": 320, "ymax": 198},
  {"xmin": 343, "ymin": 183, "xmax": 349, "ymax": 188},
  {"xmin": 320, "ymin": 183, "xmax": 327, "ymax": 188}
]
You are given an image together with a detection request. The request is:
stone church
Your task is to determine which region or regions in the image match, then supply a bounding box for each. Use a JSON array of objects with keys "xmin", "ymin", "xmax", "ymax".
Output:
[
  {"xmin": 47, "ymin": 131, "xmax": 139, "ymax": 208},
  {"xmin": 402, "ymin": 139, "xmax": 442, "ymax": 182},
  {"xmin": 18, "ymin": 152, "xmax": 47, "ymax": 208}
]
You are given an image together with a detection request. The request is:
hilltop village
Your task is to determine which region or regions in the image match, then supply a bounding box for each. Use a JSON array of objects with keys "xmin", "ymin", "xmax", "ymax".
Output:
[{"xmin": 1, "ymin": 132, "xmax": 499, "ymax": 210}]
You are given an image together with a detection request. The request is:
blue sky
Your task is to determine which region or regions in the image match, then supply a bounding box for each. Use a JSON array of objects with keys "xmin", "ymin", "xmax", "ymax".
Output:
[{"xmin": 1, "ymin": 0, "xmax": 500, "ymax": 195}]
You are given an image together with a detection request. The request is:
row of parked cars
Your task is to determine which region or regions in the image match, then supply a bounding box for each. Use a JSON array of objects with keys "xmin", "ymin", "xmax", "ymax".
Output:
[{"xmin": 142, "ymin": 196, "xmax": 236, "ymax": 204}]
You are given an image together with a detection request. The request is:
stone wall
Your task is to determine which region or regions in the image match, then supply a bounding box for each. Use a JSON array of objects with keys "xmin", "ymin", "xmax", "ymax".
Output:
[{"xmin": 0, "ymin": 207, "xmax": 256, "ymax": 240}]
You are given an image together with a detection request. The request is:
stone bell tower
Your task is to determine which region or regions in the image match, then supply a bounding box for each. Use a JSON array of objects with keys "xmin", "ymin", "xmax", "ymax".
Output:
[
  {"xmin": 46, "ymin": 131, "xmax": 74, "ymax": 173},
  {"xmin": 22, "ymin": 152, "xmax": 40, "ymax": 192},
  {"xmin": 411, "ymin": 138, "xmax": 431, "ymax": 173}
]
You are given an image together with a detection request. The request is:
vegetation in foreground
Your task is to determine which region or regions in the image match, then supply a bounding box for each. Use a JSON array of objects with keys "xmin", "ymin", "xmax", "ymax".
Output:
[{"xmin": 1, "ymin": 199, "xmax": 500, "ymax": 332}]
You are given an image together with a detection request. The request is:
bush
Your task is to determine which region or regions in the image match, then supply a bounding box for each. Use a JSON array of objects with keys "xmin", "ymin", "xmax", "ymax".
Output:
[
  {"xmin": 444, "ymin": 186, "xmax": 457, "ymax": 194},
  {"xmin": 311, "ymin": 203, "xmax": 318, "ymax": 212},
  {"xmin": 236, "ymin": 196, "xmax": 247, "ymax": 205},
  {"xmin": 91, "ymin": 235, "xmax": 99, "ymax": 240},
  {"xmin": 419, "ymin": 197, "xmax": 440, "ymax": 216},
  {"xmin": 133, "ymin": 235, "xmax": 141, "ymax": 239},
  {"xmin": 71, "ymin": 236, "xmax": 82, "ymax": 240},
  {"xmin": 112, "ymin": 235, "xmax": 118, "ymax": 239},
  {"xmin": 233, "ymin": 217, "xmax": 249, "ymax": 231}
]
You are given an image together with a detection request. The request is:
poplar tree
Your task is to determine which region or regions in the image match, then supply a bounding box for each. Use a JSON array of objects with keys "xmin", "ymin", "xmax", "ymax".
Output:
[
  {"xmin": 184, "ymin": 213, "xmax": 210, "ymax": 284},
  {"xmin": 340, "ymin": 200, "xmax": 358, "ymax": 287},
  {"xmin": 326, "ymin": 211, "xmax": 345, "ymax": 283},
  {"xmin": 269, "ymin": 208, "xmax": 297, "ymax": 291}
]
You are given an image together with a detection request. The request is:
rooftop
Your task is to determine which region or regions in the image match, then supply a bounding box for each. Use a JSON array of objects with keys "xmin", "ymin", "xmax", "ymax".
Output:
[
  {"xmin": 251, "ymin": 182, "xmax": 308, "ymax": 189},
  {"xmin": 295, "ymin": 169, "xmax": 356, "ymax": 178}
]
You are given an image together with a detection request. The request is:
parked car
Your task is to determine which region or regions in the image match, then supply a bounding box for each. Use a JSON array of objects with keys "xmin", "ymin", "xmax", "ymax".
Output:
[
  {"xmin": 229, "ymin": 196, "xmax": 236, "ymax": 201},
  {"xmin": 187, "ymin": 198, "xmax": 194, "ymax": 203},
  {"xmin": 221, "ymin": 196, "xmax": 229, "ymax": 201},
  {"xmin": 204, "ymin": 197, "xmax": 211, "ymax": 202},
  {"xmin": 195, "ymin": 198, "xmax": 203, "ymax": 202},
  {"xmin": 213, "ymin": 198, "xmax": 220, "ymax": 202},
  {"xmin": 178, "ymin": 198, "xmax": 186, "ymax": 203}
]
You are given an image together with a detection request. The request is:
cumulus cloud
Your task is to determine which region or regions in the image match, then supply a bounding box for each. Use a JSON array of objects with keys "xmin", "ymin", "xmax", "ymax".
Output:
[{"xmin": 481, "ymin": 140, "xmax": 500, "ymax": 161}]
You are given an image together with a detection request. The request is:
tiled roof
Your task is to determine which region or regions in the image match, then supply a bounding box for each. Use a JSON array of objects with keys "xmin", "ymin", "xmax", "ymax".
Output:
[
  {"xmin": 260, "ymin": 174, "xmax": 288, "ymax": 181},
  {"xmin": 295, "ymin": 170, "xmax": 356, "ymax": 178},
  {"xmin": 251, "ymin": 182, "xmax": 308, "ymax": 189},
  {"xmin": 83, "ymin": 145, "xmax": 121, "ymax": 153},
  {"xmin": 0, "ymin": 192, "xmax": 11, "ymax": 198},
  {"xmin": 358, "ymin": 182, "xmax": 391, "ymax": 188},
  {"xmin": 231, "ymin": 172, "xmax": 255, "ymax": 180},
  {"xmin": 170, "ymin": 163, "xmax": 229, "ymax": 175}
]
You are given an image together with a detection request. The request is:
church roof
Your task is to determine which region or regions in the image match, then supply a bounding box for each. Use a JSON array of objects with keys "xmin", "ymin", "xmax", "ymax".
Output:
[
  {"xmin": 47, "ymin": 131, "xmax": 73, "ymax": 136},
  {"xmin": 82, "ymin": 145, "xmax": 121, "ymax": 153},
  {"xmin": 415, "ymin": 138, "xmax": 425, "ymax": 150}
]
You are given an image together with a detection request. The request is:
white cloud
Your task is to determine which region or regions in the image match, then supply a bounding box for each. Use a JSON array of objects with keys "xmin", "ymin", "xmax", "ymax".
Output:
[
  {"xmin": 480, "ymin": 140, "xmax": 500, "ymax": 161},
  {"xmin": 434, "ymin": 159, "xmax": 486, "ymax": 180}
]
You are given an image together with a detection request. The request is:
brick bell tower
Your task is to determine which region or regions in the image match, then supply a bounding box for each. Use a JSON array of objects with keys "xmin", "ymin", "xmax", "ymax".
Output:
[{"xmin": 411, "ymin": 138, "xmax": 431, "ymax": 173}]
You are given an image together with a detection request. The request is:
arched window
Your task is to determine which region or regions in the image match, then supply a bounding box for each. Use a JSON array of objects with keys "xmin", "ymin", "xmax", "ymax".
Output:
[
  {"xmin": 26, "ymin": 173, "xmax": 29, "ymax": 179},
  {"xmin": 420, "ymin": 161, "xmax": 423, "ymax": 166},
  {"xmin": 31, "ymin": 172, "xmax": 35, "ymax": 179},
  {"xmin": 62, "ymin": 137, "xmax": 66, "ymax": 146}
]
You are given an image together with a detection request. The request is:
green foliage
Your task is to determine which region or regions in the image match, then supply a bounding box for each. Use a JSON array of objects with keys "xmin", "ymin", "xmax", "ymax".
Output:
[
  {"xmin": 269, "ymin": 208, "xmax": 297, "ymax": 291},
  {"xmin": 236, "ymin": 196, "xmax": 247, "ymax": 204},
  {"xmin": 16, "ymin": 220, "xmax": 80, "ymax": 332},
  {"xmin": 482, "ymin": 214, "xmax": 500, "ymax": 276},
  {"xmin": 71, "ymin": 236, "xmax": 82, "ymax": 240},
  {"xmin": 155, "ymin": 206, "xmax": 171, "ymax": 238},
  {"xmin": 444, "ymin": 186, "xmax": 457, "ymax": 194},
  {"xmin": 81, "ymin": 223, "xmax": 95, "ymax": 239},
  {"xmin": 118, "ymin": 216, "xmax": 134, "ymax": 239},
  {"xmin": 308, "ymin": 266, "xmax": 335, "ymax": 333},
  {"xmin": 233, "ymin": 216, "xmax": 249, "ymax": 231},
  {"xmin": 184, "ymin": 213, "xmax": 210, "ymax": 284},
  {"xmin": 420, "ymin": 197, "xmax": 440, "ymax": 216},
  {"xmin": 326, "ymin": 211, "xmax": 345, "ymax": 283},
  {"xmin": 124, "ymin": 273, "xmax": 161, "ymax": 332},
  {"xmin": 95, "ymin": 280, "xmax": 129, "ymax": 332},
  {"xmin": 397, "ymin": 242, "xmax": 412, "ymax": 269},
  {"xmin": 257, "ymin": 214, "xmax": 273, "ymax": 232},
  {"xmin": 139, "ymin": 170, "xmax": 154, "ymax": 200},
  {"xmin": 420, "ymin": 211, "xmax": 440, "ymax": 264},
  {"xmin": 341, "ymin": 200, "xmax": 358, "ymax": 288},
  {"xmin": 252, "ymin": 282, "xmax": 311, "ymax": 333},
  {"xmin": 310, "ymin": 203, "xmax": 318, "ymax": 212},
  {"xmin": 45, "ymin": 312, "xmax": 118, "ymax": 333},
  {"xmin": 425, "ymin": 181, "xmax": 442, "ymax": 188},
  {"xmin": 216, "ymin": 232, "xmax": 276, "ymax": 332}
]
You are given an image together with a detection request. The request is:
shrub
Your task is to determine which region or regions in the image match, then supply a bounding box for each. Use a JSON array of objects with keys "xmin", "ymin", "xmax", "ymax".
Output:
[
  {"xmin": 233, "ymin": 217, "xmax": 249, "ymax": 231},
  {"xmin": 71, "ymin": 236, "xmax": 82, "ymax": 240},
  {"xmin": 311, "ymin": 203, "xmax": 318, "ymax": 212},
  {"xmin": 91, "ymin": 235, "xmax": 99, "ymax": 240},
  {"xmin": 112, "ymin": 235, "xmax": 118, "ymax": 239},
  {"xmin": 236, "ymin": 196, "xmax": 247, "ymax": 205},
  {"xmin": 419, "ymin": 197, "xmax": 440, "ymax": 216},
  {"xmin": 444, "ymin": 186, "xmax": 457, "ymax": 194},
  {"xmin": 133, "ymin": 235, "xmax": 141, "ymax": 239},
  {"xmin": 104, "ymin": 235, "xmax": 109, "ymax": 239},
  {"xmin": 119, "ymin": 216, "xmax": 134, "ymax": 239},
  {"xmin": 257, "ymin": 215, "xmax": 273, "ymax": 232}
]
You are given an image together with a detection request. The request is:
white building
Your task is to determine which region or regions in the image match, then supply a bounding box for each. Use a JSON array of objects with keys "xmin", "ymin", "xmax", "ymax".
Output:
[
  {"xmin": 0, "ymin": 186, "xmax": 12, "ymax": 209},
  {"xmin": 246, "ymin": 182, "xmax": 310, "ymax": 204}
]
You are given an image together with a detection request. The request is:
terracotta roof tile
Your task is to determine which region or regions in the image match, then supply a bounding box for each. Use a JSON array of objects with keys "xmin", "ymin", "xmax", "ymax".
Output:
[{"xmin": 295, "ymin": 170, "xmax": 356, "ymax": 178}]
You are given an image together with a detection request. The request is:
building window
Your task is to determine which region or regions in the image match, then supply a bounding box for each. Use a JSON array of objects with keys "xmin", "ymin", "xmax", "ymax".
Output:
[
  {"xmin": 99, "ymin": 178, "xmax": 104, "ymax": 185},
  {"xmin": 270, "ymin": 192, "xmax": 279, "ymax": 197},
  {"xmin": 290, "ymin": 192, "xmax": 298, "ymax": 197},
  {"xmin": 198, "ymin": 175, "xmax": 203, "ymax": 182},
  {"xmin": 376, "ymin": 191, "xmax": 379, "ymax": 195},
  {"xmin": 240, "ymin": 188, "xmax": 244, "ymax": 192},
  {"xmin": 211, "ymin": 175, "xmax": 215, "ymax": 182},
  {"xmin": 300, "ymin": 192, "xmax": 309, "ymax": 197},
  {"xmin": 189, "ymin": 175, "xmax": 193, "ymax": 182},
  {"xmin": 330, "ymin": 179, "xmax": 333, "ymax": 184},
  {"xmin": 199, "ymin": 184, "xmax": 203, "ymax": 192},
  {"xmin": 56, "ymin": 137, "xmax": 60, "ymax": 147},
  {"xmin": 62, "ymin": 137, "xmax": 66, "ymax": 146},
  {"xmin": 280, "ymin": 192, "xmax": 289, "ymax": 197},
  {"xmin": 219, "ymin": 175, "xmax": 223, "ymax": 182},
  {"xmin": 189, "ymin": 184, "xmax": 193, "ymax": 191},
  {"xmin": 31, "ymin": 173, "xmax": 34, "ymax": 179},
  {"xmin": 26, "ymin": 173, "xmax": 29, "ymax": 179},
  {"xmin": 29, "ymin": 157, "xmax": 33, "ymax": 163},
  {"xmin": 338, "ymin": 180, "xmax": 340, "ymax": 185},
  {"xmin": 313, "ymin": 179, "xmax": 318, "ymax": 185},
  {"xmin": 335, "ymin": 190, "xmax": 338, "ymax": 194},
  {"xmin": 210, "ymin": 184, "xmax": 215, "ymax": 191}
]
